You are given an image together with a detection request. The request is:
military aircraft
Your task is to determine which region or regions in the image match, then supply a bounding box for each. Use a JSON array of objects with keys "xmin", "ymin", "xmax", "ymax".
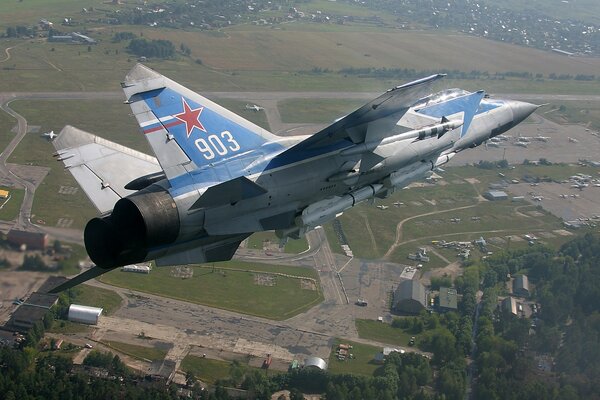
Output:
[
  {"xmin": 245, "ymin": 104, "xmax": 264, "ymax": 112},
  {"xmin": 42, "ymin": 130, "xmax": 57, "ymax": 140},
  {"xmin": 49, "ymin": 64, "xmax": 537, "ymax": 292}
]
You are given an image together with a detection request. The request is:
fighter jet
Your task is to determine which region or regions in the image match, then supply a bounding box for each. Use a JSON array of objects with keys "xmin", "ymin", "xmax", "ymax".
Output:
[{"xmin": 49, "ymin": 64, "xmax": 537, "ymax": 292}]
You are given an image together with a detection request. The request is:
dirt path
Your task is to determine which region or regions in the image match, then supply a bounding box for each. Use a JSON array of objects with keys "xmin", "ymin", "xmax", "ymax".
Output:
[
  {"xmin": 0, "ymin": 44, "xmax": 19, "ymax": 63},
  {"xmin": 383, "ymin": 203, "xmax": 479, "ymax": 259},
  {"xmin": 360, "ymin": 213, "xmax": 378, "ymax": 254}
]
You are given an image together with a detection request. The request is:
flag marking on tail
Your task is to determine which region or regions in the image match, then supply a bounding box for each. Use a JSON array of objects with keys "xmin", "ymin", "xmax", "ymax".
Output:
[{"xmin": 173, "ymin": 98, "xmax": 207, "ymax": 138}]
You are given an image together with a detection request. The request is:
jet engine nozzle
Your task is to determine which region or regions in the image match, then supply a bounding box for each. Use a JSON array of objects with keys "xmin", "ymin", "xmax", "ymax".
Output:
[{"xmin": 84, "ymin": 185, "xmax": 180, "ymax": 269}]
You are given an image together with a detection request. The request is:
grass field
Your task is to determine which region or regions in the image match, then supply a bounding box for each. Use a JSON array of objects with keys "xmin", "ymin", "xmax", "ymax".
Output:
[
  {"xmin": 542, "ymin": 101, "xmax": 600, "ymax": 131},
  {"xmin": 98, "ymin": 260, "xmax": 322, "ymax": 320},
  {"xmin": 48, "ymin": 320, "xmax": 90, "ymax": 335},
  {"xmin": 0, "ymin": 188, "xmax": 24, "ymax": 221},
  {"xmin": 279, "ymin": 99, "xmax": 364, "ymax": 124},
  {"xmin": 328, "ymin": 339, "xmax": 382, "ymax": 376},
  {"xmin": 179, "ymin": 355, "xmax": 268, "ymax": 384},
  {"xmin": 212, "ymin": 98, "xmax": 271, "ymax": 131},
  {"xmin": 355, "ymin": 319, "xmax": 412, "ymax": 347},
  {"xmin": 181, "ymin": 356, "xmax": 233, "ymax": 384},
  {"xmin": 142, "ymin": 27, "xmax": 600, "ymax": 76},
  {"xmin": 0, "ymin": 0, "xmax": 116, "ymax": 28},
  {"xmin": 103, "ymin": 340, "xmax": 168, "ymax": 362},
  {"xmin": 0, "ymin": 109, "xmax": 17, "ymax": 153},
  {"xmin": 70, "ymin": 284, "xmax": 122, "ymax": 315},
  {"xmin": 1, "ymin": 22, "xmax": 599, "ymax": 94}
]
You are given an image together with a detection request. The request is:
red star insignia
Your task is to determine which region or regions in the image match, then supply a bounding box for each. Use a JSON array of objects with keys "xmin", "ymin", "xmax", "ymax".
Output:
[{"xmin": 174, "ymin": 98, "xmax": 207, "ymax": 138}]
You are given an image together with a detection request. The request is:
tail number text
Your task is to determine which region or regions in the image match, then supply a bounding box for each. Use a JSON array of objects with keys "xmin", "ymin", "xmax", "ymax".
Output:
[{"xmin": 194, "ymin": 131, "xmax": 240, "ymax": 160}]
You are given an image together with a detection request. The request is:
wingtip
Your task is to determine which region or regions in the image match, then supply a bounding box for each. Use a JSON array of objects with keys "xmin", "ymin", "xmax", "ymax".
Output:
[{"xmin": 123, "ymin": 63, "xmax": 163, "ymax": 85}]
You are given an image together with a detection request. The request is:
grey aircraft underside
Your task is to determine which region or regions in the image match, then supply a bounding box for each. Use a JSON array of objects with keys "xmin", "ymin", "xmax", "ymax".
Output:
[{"xmin": 49, "ymin": 64, "xmax": 537, "ymax": 292}]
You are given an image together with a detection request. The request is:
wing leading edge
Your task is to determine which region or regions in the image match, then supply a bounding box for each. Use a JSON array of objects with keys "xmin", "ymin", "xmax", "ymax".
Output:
[{"xmin": 275, "ymin": 74, "xmax": 446, "ymax": 158}]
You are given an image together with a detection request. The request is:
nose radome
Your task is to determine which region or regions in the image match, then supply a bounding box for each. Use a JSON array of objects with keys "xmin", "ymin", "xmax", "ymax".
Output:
[{"xmin": 509, "ymin": 101, "xmax": 539, "ymax": 125}]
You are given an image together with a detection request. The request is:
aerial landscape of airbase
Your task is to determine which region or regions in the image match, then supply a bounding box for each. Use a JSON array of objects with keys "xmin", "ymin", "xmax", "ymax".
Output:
[{"xmin": 0, "ymin": 0, "xmax": 599, "ymax": 399}]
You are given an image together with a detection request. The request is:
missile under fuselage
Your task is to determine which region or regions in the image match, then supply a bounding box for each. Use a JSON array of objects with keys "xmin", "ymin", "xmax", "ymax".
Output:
[{"xmin": 340, "ymin": 120, "xmax": 462, "ymax": 157}]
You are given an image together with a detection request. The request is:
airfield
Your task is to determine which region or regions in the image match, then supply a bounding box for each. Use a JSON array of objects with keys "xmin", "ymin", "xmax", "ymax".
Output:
[
  {"xmin": 1, "ymin": 84, "xmax": 598, "ymax": 381},
  {"xmin": 0, "ymin": 1, "xmax": 599, "ymax": 382}
]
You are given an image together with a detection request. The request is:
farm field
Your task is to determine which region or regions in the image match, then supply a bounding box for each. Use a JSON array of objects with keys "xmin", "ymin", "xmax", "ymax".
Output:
[
  {"xmin": 0, "ymin": 0, "xmax": 115, "ymax": 28},
  {"xmin": 98, "ymin": 260, "xmax": 323, "ymax": 320},
  {"xmin": 1, "ymin": 25, "xmax": 600, "ymax": 94},
  {"xmin": 142, "ymin": 27, "xmax": 600, "ymax": 76}
]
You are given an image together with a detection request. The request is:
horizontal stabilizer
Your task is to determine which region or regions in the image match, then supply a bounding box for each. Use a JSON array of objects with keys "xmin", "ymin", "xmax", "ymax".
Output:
[
  {"xmin": 48, "ymin": 266, "xmax": 115, "ymax": 293},
  {"xmin": 53, "ymin": 126, "xmax": 161, "ymax": 214},
  {"xmin": 190, "ymin": 176, "xmax": 267, "ymax": 210},
  {"xmin": 155, "ymin": 234, "xmax": 249, "ymax": 266}
]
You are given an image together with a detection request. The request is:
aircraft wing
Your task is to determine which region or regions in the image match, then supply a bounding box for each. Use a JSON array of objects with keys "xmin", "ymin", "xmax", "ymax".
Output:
[
  {"xmin": 53, "ymin": 125, "xmax": 161, "ymax": 214},
  {"xmin": 275, "ymin": 74, "xmax": 445, "ymax": 158}
]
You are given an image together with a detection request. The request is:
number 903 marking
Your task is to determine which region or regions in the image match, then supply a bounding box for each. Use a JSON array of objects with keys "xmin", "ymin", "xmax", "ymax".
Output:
[{"xmin": 194, "ymin": 131, "xmax": 240, "ymax": 160}]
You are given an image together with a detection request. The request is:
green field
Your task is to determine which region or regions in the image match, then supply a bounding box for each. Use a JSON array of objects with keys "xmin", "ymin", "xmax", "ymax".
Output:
[
  {"xmin": 0, "ymin": 188, "xmax": 24, "ymax": 221},
  {"xmin": 0, "ymin": 109, "xmax": 17, "ymax": 153},
  {"xmin": 0, "ymin": 0, "xmax": 117, "ymax": 28},
  {"xmin": 1, "ymin": 20, "xmax": 599, "ymax": 94},
  {"xmin": 143, "ymin": 27, "xmax": 600, "ymax": 76},
  {"xmin": 98, "ymin": 261, "xmax": 323, "ymax": 320},
  {"xmin": 279, "ymin": 99, "xmax": 364, "ymax": 124},
  {"xmin": 70, "ymin": 284, "xmax": 123, "ymax": 315},
  {"xmin": 328, "ymin": 339, "xmax": 382, "ymax": 376},
  {"xmin": 48, "ymin": 320, "xmax": 90, "ymax": 335},
  {"xmin": 103, "ymin": 340, "xmax": 168, "ymax": 362},
  {"xmin": 181, "ymin": 356, "xmax": 233, "ymax": 384},
  {"xmin": 542, "ymin": 101, "xmax": 600, "ymax": 131},
  {"xmin": 180, "ymin": 355, "xmax": 266, "ymax": 384},
  {"xmin": 355, "ymin": 319, "xmax": 412, "ymax": 347},
  {"xmin": 212, "ymin": 98, "xmax": 271, "ymax": 131}
]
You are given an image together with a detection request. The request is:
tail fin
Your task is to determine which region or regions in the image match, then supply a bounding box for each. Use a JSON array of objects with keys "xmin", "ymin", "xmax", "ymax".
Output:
[{"xmin": 123, "ymin": 64, "xmax": 281, "ymax": 179}]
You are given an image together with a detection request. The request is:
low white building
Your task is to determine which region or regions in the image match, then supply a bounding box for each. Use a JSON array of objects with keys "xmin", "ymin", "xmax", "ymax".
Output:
[{"xmin": 68, "ymin": 304, "xmax": 103, "ymax": 325}]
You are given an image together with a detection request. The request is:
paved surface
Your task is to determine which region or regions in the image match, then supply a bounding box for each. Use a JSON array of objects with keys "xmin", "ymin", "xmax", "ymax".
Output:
[{"xmin": 448, "ymin": 113, "xmax": 600, "ymax": 167}]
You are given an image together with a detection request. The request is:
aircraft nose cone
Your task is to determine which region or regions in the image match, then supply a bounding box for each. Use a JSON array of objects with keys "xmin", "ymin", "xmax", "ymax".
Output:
[{"xmin": 509, "ymin": 101, "xmax": 539, "ymax": 125}]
